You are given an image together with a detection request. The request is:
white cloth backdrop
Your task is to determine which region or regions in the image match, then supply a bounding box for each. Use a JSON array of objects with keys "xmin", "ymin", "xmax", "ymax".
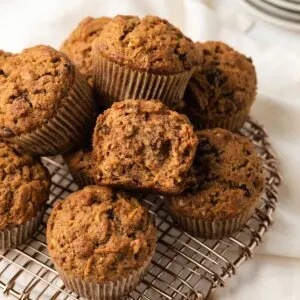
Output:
[{"xmin": 1, "ymin": 0, "xmax": 300, "ymax": 299}]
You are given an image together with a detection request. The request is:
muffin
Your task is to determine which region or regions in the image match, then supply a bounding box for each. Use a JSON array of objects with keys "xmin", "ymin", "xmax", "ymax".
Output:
[
  {"xmin": 92, "ymin": 99, "xmax": 198, "ymax": 194},
  {"xmin": 168, "ymin": 128, "xmax": 264, "ymax": 238},
  {"xmin": 0, "ymin": 50, "xmax": 13, "ymax": 66},
  {"xmin": 182, "ymin": 41, "xmax": 257, "ymax": 131},
  {"xmin": 63, "ymin": 147, "xmax": 94, "ymax": 187},
  {"xmin": 0, "ymin": 142, "xmax": 50, "ymax": 249},
  {"xmin": 47, "ymin": 185, "xmax": 156, "ymax": 299},
  {"xmin": 0, "ymin": 45, "xmax": 97, "ymax": 156},
  {"xmin": 60, "ymin": 16, "xmax": 111, "ymax": 87},
  {"xmin": 93, "ymin": 15, "xmax": 202, "ymax": 107}
]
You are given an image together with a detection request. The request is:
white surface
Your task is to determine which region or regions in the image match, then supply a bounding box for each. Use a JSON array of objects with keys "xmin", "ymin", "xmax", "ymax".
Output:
[
  {"xmin": 1, "ymin": 0, "xmax": 300, "ymax": 299},
  {"xmin": 213, "ymin": 254, "xmax": 300, "ymax": 300}
]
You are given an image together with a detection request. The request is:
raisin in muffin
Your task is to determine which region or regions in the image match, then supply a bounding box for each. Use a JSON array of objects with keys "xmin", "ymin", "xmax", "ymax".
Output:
[
  {"xmin": 60, "ymin": 16, "xmax": 111, "ymax": 87},
  {"xmin": 168, "ymin": 128, "xmax": 264, "ymax": 238},
  {"xmin": 92, "ymin": 99, "xmax": 198, "ymax": 194},
  {"xmin": 0, "ymin": 142, "xmax": 50, "ymax": 249},
  {"xmin": 63, "ymin": 147, "xmax": 94, "ymax": 187},
  {"xmin": 0, "ymin": 45, "xmax": 97, "ymax": 155},
  {"xmin": 182, "ymin": 41, "xmax": 257, "ymax": 131},
  {"xmin": 93, "ymin": 15, "xmax": 202, "ymax": 107},
  {"xmin": 47, "ymin": 185, "xmax": 156, "ymax": 299}
]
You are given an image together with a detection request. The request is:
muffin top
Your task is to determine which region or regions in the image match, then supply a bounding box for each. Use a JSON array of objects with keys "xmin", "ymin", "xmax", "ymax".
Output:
[
  {"xmin": 0, "ymin": 142, "xmax": 50, "ymax": 230},
  {"xmin": 60, "ymin": 16, "xmax": 111, "ymax": 85},
  {"xmin": 0, "ymin": 45, "xmax": 75, "ymax": 137},
  {"xmin": 184, "ymin": 41, "xmax": 257, "ymax": 117},
  {"xmin": 169, "ymin": 128, "xmax": 264, "ymax": 220},
  {"xmin": 0, "ymin": 50, "xmax": 13, "ymax": 67},
  {"xmin": 64, "ymin": 147, "xmax": 93, "ymax": 177},
  {"xmin": 47, "ymin": 185, "xmax": 156, "ymax": 281},
  {"xmin": 94, "ymin": 15, "xmax": 202, "ymax": 74},
  {"xmin": 93, "ymin": 99, "xmax": 198, "ymax": 194}
]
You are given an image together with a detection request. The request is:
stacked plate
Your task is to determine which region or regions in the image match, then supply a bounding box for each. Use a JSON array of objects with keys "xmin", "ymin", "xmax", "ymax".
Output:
[{"xmin": 241, "ymin": 0, "xmax": 300, "ymax": 31}]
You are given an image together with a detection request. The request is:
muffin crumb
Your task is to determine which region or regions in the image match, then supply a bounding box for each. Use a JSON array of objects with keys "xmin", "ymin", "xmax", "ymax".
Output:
[{"xmin": 93, "ymin": 99, "xmax": 198, "ymax": 194}]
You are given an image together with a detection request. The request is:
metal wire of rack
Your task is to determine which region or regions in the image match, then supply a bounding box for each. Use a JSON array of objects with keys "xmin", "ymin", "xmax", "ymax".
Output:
[{"xmin": 0, "ymin": 118, "xmax": 281, "ymax": 300}]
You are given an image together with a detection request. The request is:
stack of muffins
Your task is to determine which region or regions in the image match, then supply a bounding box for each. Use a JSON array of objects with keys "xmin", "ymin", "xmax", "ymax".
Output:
[{"xmin": 0, "ymin": 15, "xmax": 264, "ymax": 300}]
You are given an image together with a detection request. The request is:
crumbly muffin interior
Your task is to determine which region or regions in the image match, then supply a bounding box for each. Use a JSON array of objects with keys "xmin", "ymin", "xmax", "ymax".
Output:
[
  {"xmin": 0, "ymin": 45, "xmax": 74, "ymax": 136},
  {"xmin": 93, "ymin": 100, "xmax": 198, "ymax": 194},
  {"xmin": 47, "ymin": 185, "xmax": 156, "ymax": 281},
  {"xmin": 169, "ymin": 128, "xmax": 264, "ymax": 220},
  {"xmin": 184, "ymin": 41, "xmax": 256, "ymax": 117},
  {"xmin": 0, "ymin": 142, "xmax": 50, "ymax": 230},
  {"xmin": 95, "ymin": 15, "xmax": 202, "ymax": 74}
]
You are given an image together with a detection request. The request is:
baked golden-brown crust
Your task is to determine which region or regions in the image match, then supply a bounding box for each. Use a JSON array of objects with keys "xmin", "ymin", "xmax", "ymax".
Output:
[
  {"xmin": 0, "ymin": 45, "xmax": 75, "ymax": 137},
  {"xmin": 94, "ymin": 15, "xmax": 202, "ymax": 74},
  {"xmin": 63, "ymin": 148, "xmax": 94, "ymax": 186},
  {"xmin": 0, "ymin": 50, "xmax": 13, "ymax": 67},
  {"xmin": 47, "ymin": 185, "xmax": 156, "ymax": 281},
  {"xmin": 168, "ymin": 128, "xmax": 264, "ymax": 220},
  {"xmin": 60, "ymin": 16, "xmax": 111, "ymax": 86},
  {"xmin": 0, "ymin": 142, "xmax": 50, "ymax": 230},
  {"xmin": 92, "ymin": 99, "xmax": 198, "ymax": 194},
  {"xmin": 182, "ymin": 41, "xmax": 256, "ymax": 122}
]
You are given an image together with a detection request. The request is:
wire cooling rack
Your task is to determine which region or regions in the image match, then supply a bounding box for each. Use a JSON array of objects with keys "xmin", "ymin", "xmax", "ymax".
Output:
[{"xmin": 0, "ymin": 118, "xmax": 281, "ymax": 300}]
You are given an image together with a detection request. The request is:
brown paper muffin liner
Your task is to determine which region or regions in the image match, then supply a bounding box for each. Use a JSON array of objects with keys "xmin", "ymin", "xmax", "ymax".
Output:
[
  {"xmin": 71, "ymin": 171, "xmax": 95, "ymax": 188},
  {"xmin": 93, "ymin": 53, "xmax": 196, "ymax": 108},
  {"xmin": 0, "ymin": 211, "xmax": 43, "ymax": 250},
  {"xmin": 169, "ymin": 201, "xmax": 258, "ymax": 239},
  {"xmin": 188, "ymin": 108, "xmax": 250, "ymax": 132},
  {"xmin": 5, "ymin": 69, "xmax": 97, "ymax": 156},
  {"xmin": 55, "ymin": 251, "xmax": 154, "ymax": 300}
]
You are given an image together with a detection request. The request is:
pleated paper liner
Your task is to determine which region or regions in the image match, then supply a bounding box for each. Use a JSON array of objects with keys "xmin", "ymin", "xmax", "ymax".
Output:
[
  {"xmin": 168, "ymin": 200, "xmax": 259, "ymax": 239},
  {"xmin": 93, "ymin": 53, "xmax": 196, "ymax": 108},
  {"xmin": 55, "ymin": 250, "xmax": 154, "ymax": 300},
  {"xmin": 0, "ymin": 211, "xmax": 43, "ymax": 251},
  {"xmin": 186, "ymin": 108, "xmax": 250, "ymax": 132},
  {"xmin": 70, "ymin": 171, "xmax": 95, "ymax": 188},
  {"xmin": 3, "ymin": 69, "xmax": 97, "ymax": 156}
]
